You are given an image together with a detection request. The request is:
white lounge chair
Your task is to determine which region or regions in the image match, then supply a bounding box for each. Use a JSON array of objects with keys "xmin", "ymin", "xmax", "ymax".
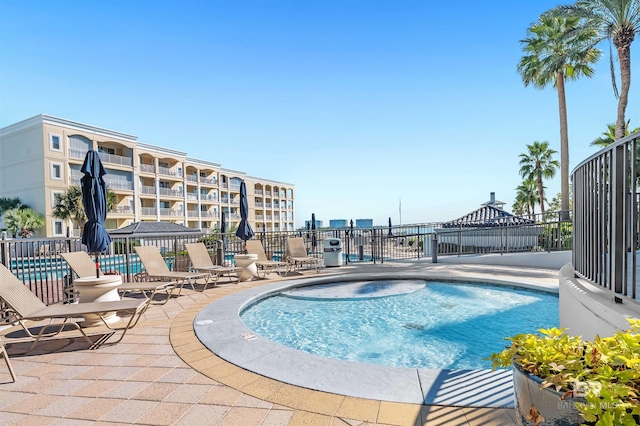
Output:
[
  {"xmin": 245, "ymin": 240, "xmax": 287, "ymax": 278},
  {"xmin": 286, "ymin": 237, "xmax": 322, "ymax": 272},
  {"xmin": 184, "ymin": 243, "xmax": 241, "ymax": 288}
]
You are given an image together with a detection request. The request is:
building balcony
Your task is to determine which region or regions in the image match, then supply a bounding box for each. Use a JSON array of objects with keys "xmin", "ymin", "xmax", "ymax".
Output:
[
  {"xmin": 140, "ymin": 164, "xmax": 155, "ymax": 174},
  {"xmin": 265, "ymin": 191, "xmax": 272, "ymax": 196},
  {"xmin": 255, "ymin": 189, "xmax": 263, "ymax": 195},
  {"xmin": 255, "ymin": 215, "xmax": 264, "ymax": 221},
  {"xmin": 200, "ymin": 177, "xmax": 217, "ymax": 185},
  {"xmin": 186, "ymin": 175, "xmax": 198, "ymax": 182},
  {"xmin": 69, "ymin": 148, "xmax": 88, "ymax": 159},
  {"xmin": 221, "ymin": 198, "xmax": 229, "ymax": 204},
  {"xmin": 113, "ymin": 206, "xmax": 134, "ymax": 214},
  {"xmin": 201, "ymin": 195, "xmax": 217, "ymax": 202},
  {"xmin": 201, "ymin": 211, "xmax": 216, "ymax": 218},
  {"xmin": 255, "ymin": 202, "xmax": 263, "ymax": 208},
  {"xmin": 187, "ymin": 211, "xmax": 199, "ymax": 218},
  {"xmin": 105, "ymin": 180, "xmax": 134, "ymax": 191},
  {"xmin": 187, "ymin": 193, "xmax": 198, "ymax": 201},
  {"xmin": 265, "ymin": 203, "xmax": 272, "ymax": 209},
  {"xmin": 158, "ymin": 166, "xmax": 182, "ymax": 177},
  {"xmin": 229, "ymin": 183, "xmax": 240, "ymax": 191},
  {"xmin": 140, "ymin": 207, "xmax": 157, "ymax": 216},
  {"xmin": 228, "ymin": 214, "xmax": 240, "ymax": 219},
  {"xmin": 221, "ymin": 183, "xmax": 228, "ymax": 189},
  {"xmin": 140, "ymin": 185, "xmax": 156, "ymax": 195},
  {"xmin": 70, "ymin": 175, "xmax": 82, "ymax": 186},
  {"xmin": 159, "ymin": 208, "xmax": 179, "ymax": 216},
  {"xmin": 158, "ymin": 187, "xmax": 184, "ymax": 197},
  {"xmin": 98, "ymin": 152, "xmax": 133, "ymax": 167}
]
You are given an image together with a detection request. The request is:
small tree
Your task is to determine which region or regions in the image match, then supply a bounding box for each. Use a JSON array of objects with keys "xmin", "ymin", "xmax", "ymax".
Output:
[
  {"xmin": 52, "ymin": 186, "xmax": 115, "ymax": 235},
  {"xmin": 4, "ymin": 208, "xmax": 45, "ymax": 237}
]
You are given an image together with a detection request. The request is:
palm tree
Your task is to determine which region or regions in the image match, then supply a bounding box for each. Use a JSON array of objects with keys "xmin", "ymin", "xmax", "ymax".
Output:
[
  {"xmin": 514, "ymin": 178, "xmax": 541, "ymax": 217},
  {"xmin": 0, "ymin": 197, "xmax": 28, "ymax": 216},
  {"xmin": 554, "ymin": 0, "xmax": 640, "ymax": 140},
  {"xmin": 52, "ymin": 186, "xmax": 115, "ymax": 235},
  {"xmin": 4, "ymin": 208, "xmax": 45, "ymax": 238},
  {"xmin": 518, "ymin": 14, "xmax": 600, "ymax": 219},
  {"xmin": 591, "ymin": 120, "xmax": 640, "ymax": 147},
  {"xmin": 519, "ymin": 141, "xmax": 560, "ymax": 217}
]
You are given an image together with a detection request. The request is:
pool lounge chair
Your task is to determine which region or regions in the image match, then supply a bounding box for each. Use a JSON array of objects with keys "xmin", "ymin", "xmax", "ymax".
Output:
[
  {"xmin": 245, "ymin": 240, "xmax": 287, "ymax": 278},
  {"xmin": 134, "ymin": 246, "xmax": 211, "ymax": 295},
  {"xmin": 61, "ymin": 251, "xmax": 176, "ymax": 305},
  {"xmin": 1, "ymin": 341, "xmax": 16, "ymax": 382},
  {"xmin": 0, "ymin": 263, "xmax": 150, "ymax": 351},
  {"xmin": 184, "ymin": 243, "xmax": 241, "ymax": 288},
  {"xmin": 286, "ymin": 237, "xmax": 322, "ymax": 272}
]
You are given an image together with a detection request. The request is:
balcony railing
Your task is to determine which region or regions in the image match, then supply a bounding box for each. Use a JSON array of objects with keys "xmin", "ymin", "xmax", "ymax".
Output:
[
  {"xmin": 255, "ymin": 202, "xmax": 263, "ymax": 208},
  {"xmin": 98, "ymin": 152, "xmax": 133, "ymax": 167},
  {"xmin": 265, "ymin": 191, "xmax": 271, "ymax": 196},
  {"xmin": 186, "ymin": 175, "xmax": 197, "ymax": 182},
  {"xmin": 140, "ymin": 164, "xmax": 155, "ymax": 173},
  {"xmin": 69, "ymin": 148, "xmax": 88, "ymax": 159},
  {"xmin": 140, "ymin": 185, "xmax": 156, "ymax": 195},
  {"xmin": 187, "ymin": 211, "xmax": 199, "ymax": 218},
  {"xmin": 572, "ymin": 131, "xmax": 640, "ymax": 303},
  {"xmin": 201, "ymin": 195, "xmax": 217, "ymax": 201},
  {"xmin": 159, "ymin": 208, "xmax": 179, "ymax": 216},
  {"xmin": 255, "ymin": 189, "xmax": 263, "ymax": 195},
  {"xmin": 113, "ymin": 206, "xmax": 134, "ymax": 214},
  {"xmin": 255, "ymin": 215, "xmax": 264, "ymax": 221},
  {"xmin": 158, "ymin": 166, "xmax": 176, "ymax": 177},
  {"xmin": 221, "ymin": 198, "xmax": 229, "ymax": 204},
  {"xmin": 105, "ymin": 180, "xmax": 134, "ymax": 190},
  {"xmin": 70, "ymin": 175, "xmax": 82, "ymax": 186},
  {"xmin": 140, "ymin": 207, "xmax": 157, "ymax": 216},
  {"xmin": 200, "ymin": 177, "xmax": 217, "ymax": 185},
  {"xmin": 221, "ymin": 183, "xmax": 228, "ymax": 189},
  {"xmin": 265, "ymin": 203, "xmax": 272, "ymax": 208},
  {"xmin": 201, "ymin": 211, "xmax": 216, "ymax": 218},
  {"xmin": 187, "ymin": 193, "xmax": 198, "ymax": 200},
  {"xmin": 229, "ymin": 183, "xmax": 240, "ymax": 191},
  {"xmin": 158, "ymin": 187, "xmax": 184, "ymax": 197}
]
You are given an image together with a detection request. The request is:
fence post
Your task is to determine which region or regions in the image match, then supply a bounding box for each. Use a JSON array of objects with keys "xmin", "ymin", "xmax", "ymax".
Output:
[
  {"xmin": 417, "ymin": 226, "xmax": 421, "ymax": 259},
  {"xmin": 0, "ymin": 231, "xmax": 7, "ymax": 268},
  {"xmin": 124, "ymin": 236, "xmax": 131, "ymax": 282},
  {"xmin": 458, "ymin": 224, "xmax": 462, "ymax": 257}
]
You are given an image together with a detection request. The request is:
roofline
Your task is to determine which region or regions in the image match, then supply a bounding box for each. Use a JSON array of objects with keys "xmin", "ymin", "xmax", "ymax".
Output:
[
  {"xmin": 0, "ymin": 114, "xmax": 138, "ymax": 142},
  {"xmin": 185, "ymin": 157, "xmax": 222, "ymax": 168},
  {"xmin": 220, "ymin": 168, "xmax": 247, "ymax": 176},
  {"xmin": 136, "ymin": 142, "xmax": 187, "ymax": 158},
  {"xmin": 246, "ymin": 175, "xmax": 295, "ymax": 186}
]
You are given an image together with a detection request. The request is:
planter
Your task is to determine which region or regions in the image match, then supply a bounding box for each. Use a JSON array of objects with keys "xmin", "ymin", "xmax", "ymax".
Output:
[{"xmin": 512, "ymin": 363, "xmax": 585, "ymax": 426}]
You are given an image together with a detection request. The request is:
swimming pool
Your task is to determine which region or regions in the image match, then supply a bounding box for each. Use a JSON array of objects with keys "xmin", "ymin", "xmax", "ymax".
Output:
[{"xmin": 240, "ymin": 280, "xmax": 558, "ymax": 370}]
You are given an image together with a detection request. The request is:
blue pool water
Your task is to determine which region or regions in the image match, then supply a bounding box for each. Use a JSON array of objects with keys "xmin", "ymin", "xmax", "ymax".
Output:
[{"xmin": 241, "ymin": 281, "xmax": 558, "ymax": 369}]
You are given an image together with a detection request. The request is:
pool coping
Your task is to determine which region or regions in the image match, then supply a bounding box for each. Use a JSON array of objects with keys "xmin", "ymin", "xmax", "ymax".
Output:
[{"xmin": 194, "ymin": 271, "xmax": 558, "ymax": 408}]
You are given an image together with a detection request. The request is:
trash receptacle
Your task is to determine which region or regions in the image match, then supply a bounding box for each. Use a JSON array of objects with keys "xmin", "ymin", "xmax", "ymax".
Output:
[{"xmin": 323, "ymin": 238, "xmax": 343, "ymax": 267}]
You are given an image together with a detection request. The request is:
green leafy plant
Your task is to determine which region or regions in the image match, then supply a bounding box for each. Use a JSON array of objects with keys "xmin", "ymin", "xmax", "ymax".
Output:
[{"xmin": 490, "ymin": 319, "xmax": 640, "ymax": 425}]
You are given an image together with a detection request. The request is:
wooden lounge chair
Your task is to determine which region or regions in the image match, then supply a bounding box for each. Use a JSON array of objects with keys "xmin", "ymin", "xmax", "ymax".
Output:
[
  {"xmin": 245, "ymin": 240, "xmax": 287, "ymax": 278},
  {"xmin": 61, "ymin": 251, "xmax": 176, "ymax": 305},
  {"xmin": 0, "ymin": 264, "xmax": 149, "ymax": 351},
  {"xmin": 184, "ymin": 243, "xmax": 241, "ymax": 288},
  {"xmin": 286, "ymin": 237, "xmax": 322, "ymax": 272},
  {"xmin": 1, "ymin": 341, "xmax": 16, "ymax": 382},
  {"xmin": 134, "ymin": 246, "xmax": 211, "ymax": 295}
]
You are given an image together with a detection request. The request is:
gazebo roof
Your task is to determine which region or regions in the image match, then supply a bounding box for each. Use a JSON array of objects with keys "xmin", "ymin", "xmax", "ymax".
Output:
[
  {"xmin": 109, "ymin": 222, "xmax": 202, "ymax": 235},
  {"xmin": 441, "ymin": 205, "xmax": 535, "ymax": 228}
]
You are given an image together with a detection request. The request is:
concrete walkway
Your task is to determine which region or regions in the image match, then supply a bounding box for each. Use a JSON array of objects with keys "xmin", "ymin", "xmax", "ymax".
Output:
[{"xmin": 0, "ymin": 260, "xmax": 558, "ymax": 425}]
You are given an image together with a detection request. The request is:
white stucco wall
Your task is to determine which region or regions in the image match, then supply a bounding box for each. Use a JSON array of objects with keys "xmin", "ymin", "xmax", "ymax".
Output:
[
  {"xmin": 559, "ymin": 264, "xmax": 640, "ymax": 340},
  {"xmin": 436, "ymin": 251, "xmax": 572, "ymax": 270}
]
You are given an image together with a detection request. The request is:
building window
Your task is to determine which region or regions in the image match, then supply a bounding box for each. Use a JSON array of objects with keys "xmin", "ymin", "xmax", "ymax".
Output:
[
  {"xmin": 50, "ymin": 162, "xmax": 63, "ymax": 180},
  {"xmin": 51, "ymin": 190, "xmax": 64, "ymax": 207},
  {"xmin": 50, "ymin": 134, "xmax": 62, "ymax": 152},
  {"xmin": 52, "ymin": 220, "xmax": 64, "ymax": 236}
]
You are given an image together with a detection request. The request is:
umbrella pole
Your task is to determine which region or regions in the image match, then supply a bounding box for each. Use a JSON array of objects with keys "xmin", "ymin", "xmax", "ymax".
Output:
[{"xmin": 95, "ymin": 253, "xmax": 100, "ymax": 278}]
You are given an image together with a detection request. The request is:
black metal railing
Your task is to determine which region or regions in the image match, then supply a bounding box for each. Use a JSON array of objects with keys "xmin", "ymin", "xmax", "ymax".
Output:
[
  {"xmin": 1, "ymin": 213, "xmax": 573, "ymax": 306},
  {"xmin": 572, "ymin": 131, "xmax": 640, "ymax": 304}
]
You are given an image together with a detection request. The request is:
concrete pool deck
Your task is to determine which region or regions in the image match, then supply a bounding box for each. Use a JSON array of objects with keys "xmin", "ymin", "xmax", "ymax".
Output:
[{"xmin": 0, "ymin": 259, "xmax": 560, "ymax": 425}]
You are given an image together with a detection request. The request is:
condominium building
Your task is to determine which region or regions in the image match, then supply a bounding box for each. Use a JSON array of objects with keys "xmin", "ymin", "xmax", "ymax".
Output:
[{"xmin": 0, "ymin": 115, "xmax": 295, "ymax": 237}]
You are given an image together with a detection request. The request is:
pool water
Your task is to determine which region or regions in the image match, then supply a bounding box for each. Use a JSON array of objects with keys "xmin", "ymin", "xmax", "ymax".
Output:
[{"xmin": 241, "ymin": 281, "xmax": 558, "ymax": 369}]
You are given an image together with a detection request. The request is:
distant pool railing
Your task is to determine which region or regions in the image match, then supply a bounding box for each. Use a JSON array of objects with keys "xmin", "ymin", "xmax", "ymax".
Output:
[{"xmin": 1, "ymin": 215, "xmax": 572, "ymax": 307}]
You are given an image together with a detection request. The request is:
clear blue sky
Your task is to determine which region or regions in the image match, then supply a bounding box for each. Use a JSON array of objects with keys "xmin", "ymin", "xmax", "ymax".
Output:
[{"xmin": 1, "ymin": 1, "xmax": 637, "ymax": 227}]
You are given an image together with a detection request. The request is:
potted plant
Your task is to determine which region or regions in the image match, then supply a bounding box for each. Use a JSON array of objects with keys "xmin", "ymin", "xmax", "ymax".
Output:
[{"xmin": 489, "ymin": 319, "xmax": 640, "ymax": 426}]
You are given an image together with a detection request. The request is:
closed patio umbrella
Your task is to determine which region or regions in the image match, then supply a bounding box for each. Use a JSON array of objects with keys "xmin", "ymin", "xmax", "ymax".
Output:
[
  {"xmin": 235, "ymin": 181, "xmax": 254, "ymax": 247},
  {"xmin": 311, "ymin": 213, "xmax": 317, "ymax": 254},
  {"xmin": 80, "ymin": 150, "xmax": 112, "ymax": 278},
  {"xmin": 388, "ymin": 217, "xmax": 393, "ymax": 236},
  {"xmin": 220, "ymin": 211, "xmax": 227, "ymax": 249}
]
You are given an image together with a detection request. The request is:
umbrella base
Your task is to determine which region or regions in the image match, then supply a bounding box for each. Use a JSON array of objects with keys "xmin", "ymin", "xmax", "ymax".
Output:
[
  {"xmin": 73, "ymin": 276, "xmax": 123, "ymax": 326},
  {"xmin": 235, "ymin": 254, "xmax": 258, "ymax": 282}
]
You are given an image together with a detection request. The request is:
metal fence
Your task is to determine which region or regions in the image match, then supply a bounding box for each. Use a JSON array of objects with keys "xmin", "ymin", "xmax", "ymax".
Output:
[
  {"xmin": 572, "ymin": 131, "xmax": 640, "ymax": 304},
  {"xmin": 1, "ymin": 213, "xmax": 573, "ymax": 307}
]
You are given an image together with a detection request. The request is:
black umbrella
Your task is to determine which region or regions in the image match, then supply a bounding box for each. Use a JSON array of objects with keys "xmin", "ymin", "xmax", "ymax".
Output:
[
  {"xmin": 311, "ymin": 213, "xmax": 317, "ymax": 252},
  {"xmin": 235, "ymin": 181, "xmax": 254, "ymax": 247},
  {"xmin": 220, "ymin": 211, "xmax": 227, "ymax": 249},
  {"xmin": 81, "ymin": 150, "xmax": 112, "ymax": 278},
  {"xmin": 350, "ymin": 219, "xmax": 354, "ymax": 239},
  {"xmin": 388, "ymin": 217, "xmax": 393, "ymax": 236}
]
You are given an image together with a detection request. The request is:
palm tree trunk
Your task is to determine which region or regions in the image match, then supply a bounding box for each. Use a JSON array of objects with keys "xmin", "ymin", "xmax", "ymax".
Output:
[
  {"xmin": 556, "ymin": 71, "xmax": 570, "ymax": 219},
  {"xmin": 537, "ymin": 175, "xmax": 545, "ymax": 217},
  {"xmin": 615, "ymin": 42, "xmax": 632, "ymax": 140}
]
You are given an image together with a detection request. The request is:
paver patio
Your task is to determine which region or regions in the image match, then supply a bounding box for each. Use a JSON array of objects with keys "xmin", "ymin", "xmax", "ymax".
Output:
[{"xmin": 0, "ymin": 261, "xmax": 557, "ymax": 425}]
